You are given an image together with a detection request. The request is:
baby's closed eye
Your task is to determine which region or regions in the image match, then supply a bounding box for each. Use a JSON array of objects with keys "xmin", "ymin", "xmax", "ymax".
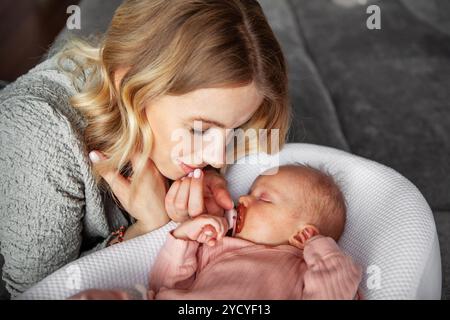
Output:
[
  {"xmin": 252, "ymin": 189, "xmax": 272, "ymax": 203},
  {"xmin": 258, "ymin": 193, "xmax": 272, "ymax": 202}
]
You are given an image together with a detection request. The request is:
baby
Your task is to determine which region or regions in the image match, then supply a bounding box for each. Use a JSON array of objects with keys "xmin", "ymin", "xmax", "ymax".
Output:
[{"xmin": 70, "ymin": 164, "xmax": 362, "ymax": 300}]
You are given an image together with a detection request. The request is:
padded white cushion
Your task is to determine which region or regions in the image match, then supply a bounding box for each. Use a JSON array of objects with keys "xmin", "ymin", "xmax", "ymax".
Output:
[{"xmin": 16, "ymin": 143, "xmax": 441, "ymax": 300}]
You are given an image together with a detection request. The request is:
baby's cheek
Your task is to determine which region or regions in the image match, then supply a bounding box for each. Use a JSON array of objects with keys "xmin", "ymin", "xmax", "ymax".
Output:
[{"xmin": 252, "ymin": 217, "xmax": 275, "ymax": 237}]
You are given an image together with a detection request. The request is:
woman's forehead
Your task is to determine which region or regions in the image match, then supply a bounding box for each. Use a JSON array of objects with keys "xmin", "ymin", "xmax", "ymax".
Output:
[{"xmin": 181, "ymin": 83, "xmax": 263, "ymax": 127}]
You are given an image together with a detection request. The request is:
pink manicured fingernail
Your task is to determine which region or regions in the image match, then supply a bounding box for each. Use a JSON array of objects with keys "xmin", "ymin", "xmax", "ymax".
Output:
[
  {"xmin": 89, "ymin": 151, "xmax": 100, "ymax": 163},
  {"xmin": 193, "ymin": 168, "xmax": 202, "ymax": 179},
  {"xmin": 205, "ymin": 230, "xmax": 213, "ymax": 236},
  {"xmin": 188, "ymin": 172, "xmax": 194, "ymax": 178}
]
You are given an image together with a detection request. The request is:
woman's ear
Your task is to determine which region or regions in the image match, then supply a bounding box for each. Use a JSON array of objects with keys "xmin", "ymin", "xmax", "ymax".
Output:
[{"xmin": 288, "ymin": 224, "xmax": 320, "ymax": 249}]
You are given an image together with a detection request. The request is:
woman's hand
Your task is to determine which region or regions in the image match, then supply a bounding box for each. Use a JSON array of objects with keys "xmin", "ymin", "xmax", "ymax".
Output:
[
  {"xmin": 165, "ymin": 168, "xmax": 234, "ymax": 222},
  {"xmin": 172, "ymin": 214, "xmax": 229, "ymax": 246},
  {"xmin": 89, "ymin": 151, "xmax": 170, "ymax": 236}
]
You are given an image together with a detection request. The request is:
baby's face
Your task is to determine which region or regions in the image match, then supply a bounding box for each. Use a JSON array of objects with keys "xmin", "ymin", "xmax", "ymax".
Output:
[{"xmin": 235, "ymin": 167, "xmax": 307, "ymax": 246}]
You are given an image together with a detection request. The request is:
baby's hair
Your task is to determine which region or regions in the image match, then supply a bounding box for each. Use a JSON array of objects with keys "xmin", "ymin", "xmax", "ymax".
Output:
[{"xmin": 282, "ymin": 163, "xmax": 347, "ymax": 241}]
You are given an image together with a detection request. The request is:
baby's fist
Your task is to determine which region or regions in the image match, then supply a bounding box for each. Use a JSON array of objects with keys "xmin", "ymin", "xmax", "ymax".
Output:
[{"xmin": 172, "ymin": 215, "xmax": 229, "ymax": 246}]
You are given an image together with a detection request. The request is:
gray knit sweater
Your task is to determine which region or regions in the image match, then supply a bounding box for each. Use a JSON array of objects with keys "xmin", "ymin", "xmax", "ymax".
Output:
[{"xmin": 0, "ymin": 55, "xmax": 130, "ymax": 298}]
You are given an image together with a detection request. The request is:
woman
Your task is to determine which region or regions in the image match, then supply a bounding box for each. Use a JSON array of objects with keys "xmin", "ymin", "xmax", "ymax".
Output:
[{"xmin": 0, "ymin": 0, "xmax": 291, "ymax": 298}]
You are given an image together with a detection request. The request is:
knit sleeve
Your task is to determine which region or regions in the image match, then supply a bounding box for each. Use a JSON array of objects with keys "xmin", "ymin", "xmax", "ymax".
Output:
[
  {"xmin": 0, "ymin": 97, "xmax": 86, "ymax": 298},
  {"xmin": 149, "ymin": 231, "xmax": 200, "ymax": 293}
]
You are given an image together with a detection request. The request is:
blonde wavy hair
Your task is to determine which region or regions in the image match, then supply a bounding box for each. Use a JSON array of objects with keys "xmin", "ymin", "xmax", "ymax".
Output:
[{"xmin": 56, "ymin": 0, "xmax": 292, "ymax": 196}]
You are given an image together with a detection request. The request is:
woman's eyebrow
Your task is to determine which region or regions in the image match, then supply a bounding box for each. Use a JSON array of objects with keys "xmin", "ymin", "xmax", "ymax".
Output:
[{"xmin": 191, "ymin": 117, "xmax": 227, "ymax": 128}]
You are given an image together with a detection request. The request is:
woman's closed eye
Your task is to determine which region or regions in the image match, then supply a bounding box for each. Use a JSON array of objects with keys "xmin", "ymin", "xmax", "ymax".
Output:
[{"xmin": 191, "ymin": 127, "xmax": 208, "ymax": 135}]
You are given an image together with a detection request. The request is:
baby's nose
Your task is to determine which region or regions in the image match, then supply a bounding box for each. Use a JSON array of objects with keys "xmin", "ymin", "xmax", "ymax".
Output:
[{"xmin": 238, "ymin": 195, "xmax": 254, "ymax": 207}]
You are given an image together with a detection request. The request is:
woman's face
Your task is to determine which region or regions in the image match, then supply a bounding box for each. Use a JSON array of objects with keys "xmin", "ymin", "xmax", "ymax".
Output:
[{"xmin": 145, "ymin": 83, "xmax": 264, "ymax": 180}]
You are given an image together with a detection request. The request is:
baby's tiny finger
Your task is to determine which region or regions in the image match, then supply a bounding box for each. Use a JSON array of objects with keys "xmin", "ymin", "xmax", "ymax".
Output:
[
  {"xmin": 207, "ymin": 219, "xmax": 222, "ymax": 239},
  {"xmin": 196, "ymin": 225, "xmax": 216, "ymax": 244},
  {"xmin": 203, "ymin": 224, "xmax": 217, "ymax": 238},
  {"xmin": 197, "ymin": 231, "xmax": 209, "ymax": 243}
]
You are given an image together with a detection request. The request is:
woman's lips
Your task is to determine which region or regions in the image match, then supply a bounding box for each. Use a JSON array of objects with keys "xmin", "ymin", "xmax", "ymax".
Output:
[
  {"xmin": 235, "ymin": 203, "xmax": 246, "ymax": 234},
  {"xmin": 178, "ymin": 160, "xmax": 196, "ymax": 175}
]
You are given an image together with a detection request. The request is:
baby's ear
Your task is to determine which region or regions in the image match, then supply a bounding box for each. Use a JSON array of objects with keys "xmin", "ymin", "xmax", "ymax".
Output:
[
  {"xmin": 289, "ymin": 225, "xmax": 320, "ymax": 249},
  {"xmin": 289, "ymin": 231, "xmax": 304, "ymax": 249}
]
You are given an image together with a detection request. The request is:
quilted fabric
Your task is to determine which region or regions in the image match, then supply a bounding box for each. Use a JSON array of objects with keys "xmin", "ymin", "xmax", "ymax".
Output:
[{"xmin": 16, "ymin": 143, "xmax": 441, "ymax": 299}]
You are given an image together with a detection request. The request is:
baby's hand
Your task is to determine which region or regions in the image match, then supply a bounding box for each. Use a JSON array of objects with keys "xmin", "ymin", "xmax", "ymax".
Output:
[{"xmin": 172, "ymin": 215, "xmax": 229, "ymax": 246}]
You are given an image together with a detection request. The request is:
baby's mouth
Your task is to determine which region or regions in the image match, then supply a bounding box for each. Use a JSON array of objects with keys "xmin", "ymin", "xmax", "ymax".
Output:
[{"xmin": 235, "ymin": 203, "xmax": 246, "ymax": 234}]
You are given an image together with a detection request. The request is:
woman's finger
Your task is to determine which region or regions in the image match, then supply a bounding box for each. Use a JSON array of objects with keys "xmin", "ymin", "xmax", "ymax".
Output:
[
  {"xmin": 211, "ymin": 185, "xmax": 234, "ymax": 210},
  {"xmin": 131, "ymin": 153, "xmax": 157, "ymax": 184},
  {"xmin": 188, "ymin": 169, "xmax": 204, "ymax": 217},
  {"xmin": 204, "ymin": 171, "xmax": 234, "ymax": 210},
  {"xmin": 204, "ymin": 196, "xmax": 223, "ymax": 217},
  {"xmin": 174, "ymin": 177, "xmax": 191, "ymax": 215},
  {"xmin": 165, "ymin": 180, "xmax": 183, "ymax": 221},
  {"xmin": 89, "ymin": 150, "xmax": 130, "ymax": 207}
]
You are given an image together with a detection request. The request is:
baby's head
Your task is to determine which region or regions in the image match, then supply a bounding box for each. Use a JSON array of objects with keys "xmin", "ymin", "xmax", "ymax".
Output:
[{"xmin": 235, "ymin": 164, "xmax": 346, "ymax": 248}]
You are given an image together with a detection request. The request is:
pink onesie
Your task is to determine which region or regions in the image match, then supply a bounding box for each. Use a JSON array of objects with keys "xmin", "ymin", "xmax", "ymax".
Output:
[
  {"xmin": 147, "ymin": 232, "xmax": 362, "ymax": 300},
  {"xmin": 69, "ymin": 232, "xmax": 362, "ymax": 300}
]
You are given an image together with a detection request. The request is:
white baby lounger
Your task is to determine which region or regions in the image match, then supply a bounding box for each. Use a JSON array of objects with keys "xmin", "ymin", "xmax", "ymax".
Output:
[{"xmin": 16, "ymin": 143, "xmax": 442, "ymax": 300}]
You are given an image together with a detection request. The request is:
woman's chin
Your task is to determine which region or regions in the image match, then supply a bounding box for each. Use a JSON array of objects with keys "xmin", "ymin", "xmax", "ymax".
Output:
[
  {"xmin": 151, "ymin": 161, "xmax": 177, "ymax": 181},
  {"xmin": 165, "ymin": 171, "xmax": 183, "ymax": 181},
  {"xmin": 161, "ymin": 164, "xmax": 186, "ymax": 181}
]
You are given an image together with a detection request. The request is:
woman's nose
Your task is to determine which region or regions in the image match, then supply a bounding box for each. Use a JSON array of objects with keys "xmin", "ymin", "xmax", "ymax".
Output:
[
  {"xmin": 203, "ymin": 127, "xmax": 234, "ymax": 168},
  {"xmin": 202, "ymin": 141, "xmax": 226, "ymax": 169}
]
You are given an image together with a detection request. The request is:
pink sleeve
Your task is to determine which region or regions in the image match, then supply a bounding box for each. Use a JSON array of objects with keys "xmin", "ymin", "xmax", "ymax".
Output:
[
  {"xmin": 149, "ymin": 231, "xmax": 200, "ymax": 293},
  {"xmin": 301, "ymin": 235, "xmax": 363, "ymax": 300},
  {"xmin": 67, "ymin": 289, "xmax": 133, "ymax": 300}
]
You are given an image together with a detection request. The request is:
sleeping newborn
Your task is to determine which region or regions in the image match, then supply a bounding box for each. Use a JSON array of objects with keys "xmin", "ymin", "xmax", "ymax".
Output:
[{"xmin": 69, "ymin": 164, "xmax": 362, "ymax": 300}]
